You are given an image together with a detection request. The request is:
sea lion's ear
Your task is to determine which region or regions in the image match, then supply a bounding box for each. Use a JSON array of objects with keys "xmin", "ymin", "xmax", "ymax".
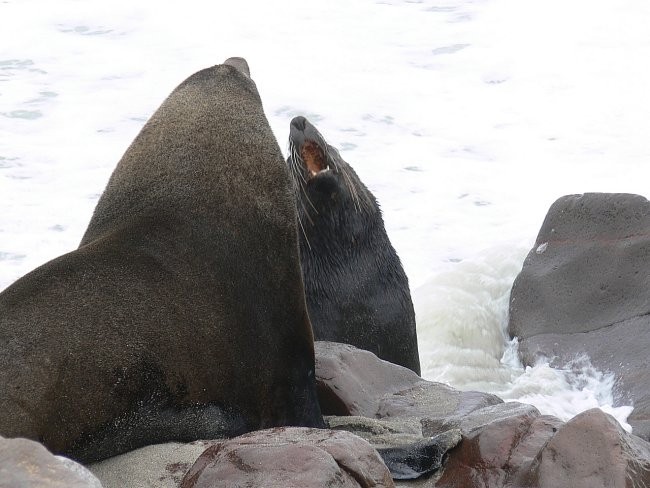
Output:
[{"xmin": 224, "ymin": 57, "xmax": 251, "ymax": 78}]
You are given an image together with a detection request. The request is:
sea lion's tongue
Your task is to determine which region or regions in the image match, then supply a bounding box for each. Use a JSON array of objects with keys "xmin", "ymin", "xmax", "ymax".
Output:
[{"xmin": 301, "ymin": 140, "xmax": 328, "ymax": 177}]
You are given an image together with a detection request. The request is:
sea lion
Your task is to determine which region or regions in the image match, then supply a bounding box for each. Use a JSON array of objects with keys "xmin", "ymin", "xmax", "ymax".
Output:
[
  {"xmin": 0, "ymin": 58, "xmax": 323, "ymax": 463},
  {"xmin": 287, "ymin": 116, "xmax": 420, "ymax": 374}
]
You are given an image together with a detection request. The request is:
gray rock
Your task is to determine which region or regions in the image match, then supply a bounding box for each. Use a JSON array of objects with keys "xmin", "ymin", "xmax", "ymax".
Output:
[
  {"xmin": 377, "ymin": 430, "xmax": 462, "ymax": 481},
  {"xmin": 508, "ymin": 192, "xmax": 650, "ymax": 438},
  {"xmin": 326, "ymin": 416, "xmax": 462, "ymax": 481},
  {"xmin": 0, "ymin": 435, "xmax": 102, "ymax": 487},
  {"xmin": 422, "ymin": 401, "xmax": 540, "ymax": 436},
  {"xmin": 327, "ymin": 415, "xmax": 422, "ymax": 444},
  {"xmin": 510, "ymin": 192, "xmax": 650, "ymax": 338}
]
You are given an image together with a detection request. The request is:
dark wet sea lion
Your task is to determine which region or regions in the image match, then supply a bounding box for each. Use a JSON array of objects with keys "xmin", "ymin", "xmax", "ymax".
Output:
[
  {"xmin": 287, "ymin": 116, "xmax": 420, "ymax": 375},
  {"xmin": 0, "ymin": 58, "xmax": 323, "ymax": 463}
]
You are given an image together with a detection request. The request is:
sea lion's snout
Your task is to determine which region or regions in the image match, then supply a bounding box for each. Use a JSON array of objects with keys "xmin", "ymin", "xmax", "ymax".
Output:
[
  {"xmin": 289, "ymin": 116, "xmax": 308, "ymax": 148},
  {"xmin": 289, "ymin": 116, "xmax": 330, "ymax": 179},
  {"xmin": 289, "ymin": 116, "xmax": 321, "ymax": 144},
  {"xmin": 291, "ymin": 116, "xmax": 307, "ymax": 132}
]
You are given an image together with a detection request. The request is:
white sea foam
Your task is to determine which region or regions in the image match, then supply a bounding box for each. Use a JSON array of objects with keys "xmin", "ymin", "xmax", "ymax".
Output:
[
  {"xmin": 499, "ymin": 344, "xmax": 633, "ymax": 429},
  {"xmin": 414, "ymin": 245, "xmax": 633, "ymax": 430},
  {"xmin": 2, "ymin": 0, "xmax": 648, "ymax": 429}
]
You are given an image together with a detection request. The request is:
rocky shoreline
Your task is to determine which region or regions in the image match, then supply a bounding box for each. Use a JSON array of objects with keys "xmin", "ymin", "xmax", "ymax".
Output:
[
  {"xmin": 3, "ymin": 192, "xmax": 650, "ymax": 487},
  {"xmin": 4, "ymin": 340, "xmax": 650, "ymax": 487}
]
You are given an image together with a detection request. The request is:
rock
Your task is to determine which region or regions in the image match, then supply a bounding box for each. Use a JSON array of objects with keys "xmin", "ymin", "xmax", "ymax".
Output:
[
  {"xmin": 327, "ymin": 415, "xmax": 424, "ymax": 446},
  {"xmin": 434, "ymin": 412, "xmax": 563, "ymax": 488},
  {"xmin": 326, "ymin": 405, "xmax": 538, "ymax": 483},
  {"xmin": 87, "ymin": 339, "xmax": 649, "ymax": 488},
  {"xmin": 377, "ymin": 430, "xmax": 462, "ymax": 481},
  {"xmin": 508, "ymin": 192, "xmax": 650, "ymax": 437},
  {"xmin": 0, "ymin": 435, "xmax": 102, "ymax": 487},
  {"xmin": 180, "ymin": 427, "xmax": 394, "ymax": 488},
  {"xmin": 315, "ymin": 341, "xmax": 501, "ymax": 421},
  {"xmin": 315, "ymin": 341, "xmax": 422, "ymax": 416},
  {"xmin": 512, "ymin": 408, "xmax": 650, "ymax": 488},
  {"xmin": 421, "ymin": 401, "xmax": 540, "ymax": 436},
  {"xmin": 326, "ymin": 416, "xmax": 462, "ymax": 481},
  {"xmin": 509, "ymin": 193, "xmax": 650, "ymax": 338},
  {"xmin": 89, "ymin": 440, "xmax": 219, "ymax": 488},
  {"xmin": 316, "ymin": 342, "xmax": 498, "ymax": 481}
]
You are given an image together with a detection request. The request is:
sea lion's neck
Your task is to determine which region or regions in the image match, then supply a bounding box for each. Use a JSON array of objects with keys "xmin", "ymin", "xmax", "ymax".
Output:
[{"xmin": 299, "ymin": 207, "xmax": 383, "ymax": 261}]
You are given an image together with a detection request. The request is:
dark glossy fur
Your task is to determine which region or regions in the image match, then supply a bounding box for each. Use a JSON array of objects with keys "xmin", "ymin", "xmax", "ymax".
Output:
[
  {"xmin": 287, "ymin": 116, "xmax": 420, "ymax": 374},
  {"xmin": 0, "ymin": 59, "xmax": 323, "ymax": 463}
]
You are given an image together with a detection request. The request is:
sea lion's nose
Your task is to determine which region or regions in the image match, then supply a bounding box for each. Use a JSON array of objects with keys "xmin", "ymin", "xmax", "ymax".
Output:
[{"xmin": 291, "ymin": 116, "xmax": 307, "ymax": 132}]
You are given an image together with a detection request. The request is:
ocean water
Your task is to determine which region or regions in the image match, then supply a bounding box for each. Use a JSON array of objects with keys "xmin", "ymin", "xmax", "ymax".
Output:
[{"xmin": 2, "ymin": 0, "xmax": 648, "ymax": 429}]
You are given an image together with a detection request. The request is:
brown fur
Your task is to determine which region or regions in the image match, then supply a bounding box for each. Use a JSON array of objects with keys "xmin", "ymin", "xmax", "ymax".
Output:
[{"xmin": 0, "ymin": 58, "xmax": 323, "ymax": 463}]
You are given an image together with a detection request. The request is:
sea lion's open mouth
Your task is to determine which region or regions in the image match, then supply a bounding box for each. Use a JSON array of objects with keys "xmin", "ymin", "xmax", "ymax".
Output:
[{"xmin": 301, "ymin": 140, "xmax": 329, "ymax": 179}]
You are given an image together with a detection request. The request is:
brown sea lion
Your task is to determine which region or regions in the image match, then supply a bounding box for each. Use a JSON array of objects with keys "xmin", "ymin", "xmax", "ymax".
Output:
[
  {"xmin": 0, "ymin": 58, "xmax": 323, "ymax": 463},
  {"xmin": 287, "ymin": 116, "xmax": 420, "ymax": 374}
]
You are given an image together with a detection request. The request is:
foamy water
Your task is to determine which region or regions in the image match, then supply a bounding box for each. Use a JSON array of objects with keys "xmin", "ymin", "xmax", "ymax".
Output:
[
  {"xmin": 414, "ymin": 246, "xmax": 634, "ymax": 429},
  {"xmin": 2, "ymin": 0, "xmax": 649, "ymax": 430}
]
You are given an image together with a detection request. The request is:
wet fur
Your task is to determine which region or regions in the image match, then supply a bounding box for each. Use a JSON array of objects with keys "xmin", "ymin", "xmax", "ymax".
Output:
[
  {"xmin": 0, "ymin": 60, "xmax": 324, "ymax": 463},
  {"xmin": 287, "ymin": 116, "xmax": 420, "ymax": 374}
]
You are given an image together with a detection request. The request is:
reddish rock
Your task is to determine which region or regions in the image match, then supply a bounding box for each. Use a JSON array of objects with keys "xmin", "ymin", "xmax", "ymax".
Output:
[
  {"xmin": 315, "ymin": 341, "xmax": 500, "ymax": 420},
  {"xmin": 435, "ymin": 413, "xmax": 562, "ymax": 488},
  {"xmin": 436, "ymin": 408, "xmax": 650, "ymax": 488},
  {"xmin": 0, "ymin": 435, "xmax": 102, "ymax": 487},
  {"xmin": 315, "ymin": 341, "xmax": 421, "ymax": 416},
  {"xmin": 513, "ymin": 408, "xmax": 650, "ymax": 488},
  {"xmin": 180, "ymin": 427, "xmax": 394, "ymax": 488}
]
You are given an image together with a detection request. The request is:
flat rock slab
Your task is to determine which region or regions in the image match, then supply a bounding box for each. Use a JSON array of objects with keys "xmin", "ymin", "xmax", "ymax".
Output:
[
  {"xmin": 0, "ymin": 435, "xmax": 102, "ymax": 487},
  {"xmin": 180, "ymin": 427, "xmax": 394, "ymax": 488},
  {"xmin": 422, "ymin": 401, "xmax": 540, "ymax": 437},
  {"xmin": 327, "ymin": 415, "xmax": 424, "ymax": 447},
  {"xmin": 89, "ymin": 440, "xmax": 218, "ymax": 488},
  {"xmin": 508, "ymin": 192, "xmax": 650, "ymax": 438},
  {"xmin": 315, "ymin": 341, "xmax": 501, "ymax": 421}
]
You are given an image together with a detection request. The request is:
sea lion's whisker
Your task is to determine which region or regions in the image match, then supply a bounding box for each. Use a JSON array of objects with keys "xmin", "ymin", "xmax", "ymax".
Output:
[
  {"xmin": 340, "ymin": 164, "xmax": 362, "ymax": 212},
  {"xmin": 285, "ymin": 115, "xmax": 420, "ymax": 378},
  {"xmin": 299, "ymin": 179, "xmax": 319, "ymax": 215},
  {"xmin": 325, "ymin": 146, "xmax": 362, "ymax": 212},
  {"xmin": 296, "ymin": 211, "xmax": 312, "ymax": 251},
  {"xmin": 289, "ymin": 144, "xmax": 308, "ymax": 184}
]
